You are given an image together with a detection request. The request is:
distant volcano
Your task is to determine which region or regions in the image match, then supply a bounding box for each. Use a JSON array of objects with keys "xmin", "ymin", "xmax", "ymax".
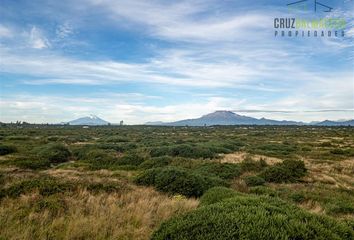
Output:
[{"xmin": 68, "ymin": 115, "xmax": 110, "ymax": 125}]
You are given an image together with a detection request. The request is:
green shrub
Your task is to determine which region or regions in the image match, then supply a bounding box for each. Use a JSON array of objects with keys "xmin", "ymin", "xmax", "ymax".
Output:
[
  {"xmin": 117, "ymin": 153, "xmax": 145, "ymax": 166},
  {"xmin": 243, "ymin": 175, "xmax": 265, "ymax": 186},
  {"xmin": 327, "ymin": 202, "xmax": 354, "ymax": 215},
  {"xmin": 150, "ymin": 145, "xmax": 215, "ymax": 159},
  {"xmin": 104, "ymin": 136, "xmax": 129, "ymax": 143},
  {"xmin": 0, "ymin": 145, "xmax": 17, "ymax": 155},
  {"xmin": 134, "ymin": 168, "xmax": 161, "ymax": 186},
  {"xmin": 249, "ymin": 186, "xmax": 278, "ymax": 197},
  {"xmin": 0, "ymin": 173, "xmax": 4, "ymax": 186},
  {"xmin": 260, "ymin": 159, "xmax": 307, "ymax": 183},
  {"xmin": 171, "ymin": 145, "xmax": 215, "ymax": 159},
  {"xmin": 200, "ymin": 187, "xmax": 240, "ymax": 206},
  {"xmin": 154, "ymin": 167, "xmax": 208, "ymax": 197},
  {"xmin": 85, "ymin": 182, "xmax": 126, "ymax": 193},
  {"xmin": 36, "ymin": 143, "xmax": 71, "ymax": 164},
  {"xmin": 139, "ymin": 156, "xmax": 173, "ymax": 169},
  {"xmin": 282, "ymin": 159, "xmax": 307, "ymax": 177},
  {"xmin": 252, "ymin": 143, "xmax": 298, "ymax": 158},
  {"xmin": 3, "ymin": 178, "xmax": 75, "ymax": 198},
  {"xmin": 329, "ymin": 148, "xmax": 354, "ymax": 156},
  {"xmin": 193, "ymin": 163, "xmax": 242, "ymax": 180},
  {"xmin": 290, "ymin": 192, "xmax": 306, "ymax": 203},
  {"xmin": 13, "ymin": 158, "xmax": 51, "ymax": 170},
  {"xmin": 7, "ymin": 135, "xmax": 30, "ymax": 141},
  {"xmin": 239, "ymin": 158, "xmax": 267, "ymax": 172},
  {"xmin": 34, "ymin": 196, "xmax": 67, "ymax": 216},
  {"xmin": 152, "ymin": 195, "xmax": 353, "ymax": 240},
  {"xmin": 76, "ymin": 148, "xmax": 120, "ymax": 170},
  {"xmin": 134, "ymin": 167, "xmax": 226, "ymax": 197}
]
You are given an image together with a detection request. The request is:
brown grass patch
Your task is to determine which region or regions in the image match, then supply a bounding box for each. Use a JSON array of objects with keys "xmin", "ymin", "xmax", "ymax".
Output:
[
  {"xmin": 0, "ymin": 186, "xmax": 198, "ymax": 240},
  {"xmin": 219, "ymin": 152, "xmax": 282, "ymax": 165},
  {"xmin": 304, "ymin": 158, "xmax": 354, "ymax": 189},
  {"xmin": 299, "ymin": 200, "xmax": 325, "ymax": 215}
]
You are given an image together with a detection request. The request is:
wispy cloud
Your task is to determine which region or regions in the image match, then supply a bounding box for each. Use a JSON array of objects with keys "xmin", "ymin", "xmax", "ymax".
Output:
[
  {"xmin": 0, "ymin": 25, "xmax": 13, "ymax": 38},
  {"xmin": 29, "ymin": 26, "xmax": 51, "ymax": 49}
]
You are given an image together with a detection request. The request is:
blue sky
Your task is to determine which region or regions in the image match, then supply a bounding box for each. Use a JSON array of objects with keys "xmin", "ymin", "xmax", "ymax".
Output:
[{"xmin": 0, "ymin": 0, "xmax": 353, "ymax": 124}]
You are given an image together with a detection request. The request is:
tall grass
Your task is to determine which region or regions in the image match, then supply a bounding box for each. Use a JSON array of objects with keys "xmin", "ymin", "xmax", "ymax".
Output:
[{"xmin": 0, "ymin": 187, "xmax": 198, "ymax": 240}]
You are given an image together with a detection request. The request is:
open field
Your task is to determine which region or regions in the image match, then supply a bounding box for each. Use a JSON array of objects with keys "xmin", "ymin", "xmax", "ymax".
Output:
[{"xmin": 0, "ymin": 125, "xmax": 353, "ymax": 239}]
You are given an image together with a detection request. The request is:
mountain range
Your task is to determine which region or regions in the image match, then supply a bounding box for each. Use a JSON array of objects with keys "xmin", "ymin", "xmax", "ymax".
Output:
[
  {"xmin": 145, "ymin": 111, "xmax": 354, "ymax": 126},
  {"xmin": 65, "ymin": 111, "xmax": 353, "ymax": 126}
]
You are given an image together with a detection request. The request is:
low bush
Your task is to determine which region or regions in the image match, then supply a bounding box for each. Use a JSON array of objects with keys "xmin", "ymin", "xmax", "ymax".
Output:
[
  {"xmin": 154, "ymin": 167, "xmax": 208, "ymax": 197},
  {"xmin": 199, "ymin": 187, "xmax": 240, "ymax": 206},
  {"xmin": 36, "ymin": 143, "xmax": 71, "ymax": 164},
  {"xmin": 327, "ymin": 202, "xmax": 354, "ymax": 215},
  {"xmin": 290, "ymin": 192, "xmax": 306, "ymax": 203},
  {"xmin": 0, "ymin": 173, "xmax": 4, "ymax": 186},
  {"xmin": 85, "ymin": 182, "xmax": 127, "ymax": 193},
  {"xmin": 34, "ymin": 196, "xmax": 67, "ymax": 216},
  {"xmin": 134, "ymin": 168, "xmax": 161, "ymax": 186},
  {"xmin": 0, "ymin": 145, "xmax": 17, "ymax": 155},
  {"xmin": 243, "ymin": 175, "xmax": 265, "ymax": 186},
  {"xmin": 251, "ymin": 143, "xmax": 298, "ymax": 158},
  {"xmin": 152, "ymin": 194, "xmax": 353, "ymax": 240},
  {"xmin": 13, "ymin": 158, "xmax": 51, "ymax": 170},
  {"xmin": 248, "ymin": 186, "xmax": 278, "ymax": 197},
  {"xmin": 117, "ymin": 153, "xmax": 146, "ymax": 166},
  {"xmin": 239, "ymin": 158, "xmax": 267, "ymax": 172},
  {"xmin": 104, "ymin": 136, "xmax": 129, "ymax": 143},
  {"xmin": 150, "ymin": 144, "xmax": 215, "ymax": 159},
  {"xmin": 193, "ymin": 163, "xmax": 242, "ymax": 180},
  {"xmin": 139, "ymin": 156, "xmax": 173, "ymax": 169},
  {"xmin": 330, "ymin": 148, "xmax": 354, "ymax": 156},
  {"xmin": 134, "ymin": 167, "xmax": 227, "ymax": 197},
  {"xmin": 7, "ymin": 135, "xmax": 30, "ymax": 141},
  {"xmin": 3, "ymin": 178, "xmax": 76, "ymax": 198},
  {"xmin": 75, "ymin": 148, "xmax": 120, "ymax": 170},
  {"xmin": 260, "ymin": 159, "xmax": 307, "ymax": 183}
]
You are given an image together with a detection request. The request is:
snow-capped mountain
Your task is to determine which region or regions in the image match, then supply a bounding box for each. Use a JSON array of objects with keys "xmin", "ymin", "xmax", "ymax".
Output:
[{"xmin": 68, "ymin": 115, "xmax": 110, "ymax": 125}]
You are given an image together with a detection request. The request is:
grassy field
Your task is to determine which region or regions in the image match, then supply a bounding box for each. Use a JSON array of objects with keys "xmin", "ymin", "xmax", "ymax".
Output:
[{"xmin": 0, "ymin": 125, "xmax": 353, "ymax": 239}]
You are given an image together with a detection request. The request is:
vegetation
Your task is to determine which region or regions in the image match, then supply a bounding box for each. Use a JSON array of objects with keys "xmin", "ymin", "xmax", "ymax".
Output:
[
  {"xmin": 260, "ymin": 159, "xmax": 307, "ymax": 183},
  {"xmin": 243, "ymin": 175, "xmax": 265, "ymax": 186},
  {"xmin": 0, "ymin": 145, "xmax": 16, "ymax": 155},
  {"xmin": 0, "ymin": 125, "xmax": 353, "ymax": 239},
  {"xmin": 36, "ymin": 143, "xmax": 71, "ymax": 164},
  {"xmin": 199, "ymin": 187, "xmax": 240, "ymax": 206},
  {"xmin": 135, "ymin": 167, "xmax": 227, "ymax": 197},
  {"xmin": 152, "ymin": 193, "xmax": 353, "ymax": 240},
  {"xmin": 193, "ymin": 162, "xmax": 242, "ymax": 180}
]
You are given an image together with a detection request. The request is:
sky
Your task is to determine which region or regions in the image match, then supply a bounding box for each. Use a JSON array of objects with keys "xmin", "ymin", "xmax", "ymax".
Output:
[{"xmin": 0, "ymin": 0, "xmax": 353, "ymax": 124}]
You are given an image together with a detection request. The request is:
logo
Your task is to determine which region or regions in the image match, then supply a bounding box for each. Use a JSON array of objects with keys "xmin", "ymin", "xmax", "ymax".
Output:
[
  {"xmin": 287, "ymin": 0, "xmax": 333, "ymax": 13},
  {"xmin": 273, "ymin": 1, "xmax": 346, "ymax": 38}
]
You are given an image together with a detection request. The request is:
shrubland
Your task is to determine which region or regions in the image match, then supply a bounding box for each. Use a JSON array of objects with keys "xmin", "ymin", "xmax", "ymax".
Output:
[{"xmin": 0, "ymin": 125, "xmax": 353, "ymax": 239}]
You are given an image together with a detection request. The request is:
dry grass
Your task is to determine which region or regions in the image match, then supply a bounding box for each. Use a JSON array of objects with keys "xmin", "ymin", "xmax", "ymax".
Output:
[
  {"xmin": 304, "ymin": 158, "xmax": 354, "ymax": 190},
  {"xmin": 0, "ymin": 186, "xmax": 198, "ymax": 240},
  {"xmin": 220, "ymin": 152, "xmax": 282, "ymax": 165},
  {"xmin": 299, "ymin": 199, "xmax": 325, "ymax": 215}
]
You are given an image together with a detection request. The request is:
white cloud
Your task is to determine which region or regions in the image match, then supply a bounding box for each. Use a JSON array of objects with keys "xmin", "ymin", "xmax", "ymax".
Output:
[
  {"xmin": 0, "ymin": 25, "xmax": 13, "ymax": 38},
  {"xmin": 29, "ymin": 26, "xmax": 50, "ymax": 49},
  {"xmin": 88, "ymin": 0, "xmax": 271, "ymax": 42},
  {"xmin": 1, "ymin": 92, "xmax": 353, "ymax": 124},
  {"xmin": 56, "ymin": 22, "xmax": 74, "ymax": 39}
]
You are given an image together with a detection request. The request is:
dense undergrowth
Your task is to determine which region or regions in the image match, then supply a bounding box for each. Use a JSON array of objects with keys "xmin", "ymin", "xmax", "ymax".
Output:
[{"xmin": 152, "ymin": 188, "xmax": 354, "ymax": 240}]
